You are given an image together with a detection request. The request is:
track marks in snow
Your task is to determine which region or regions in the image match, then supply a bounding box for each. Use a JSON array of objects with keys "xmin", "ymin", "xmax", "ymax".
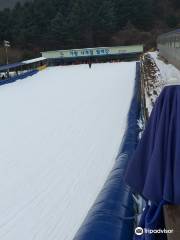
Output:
[{"xmin": 0, "ymin": 63, "xmax": 135, "ymax": 240}]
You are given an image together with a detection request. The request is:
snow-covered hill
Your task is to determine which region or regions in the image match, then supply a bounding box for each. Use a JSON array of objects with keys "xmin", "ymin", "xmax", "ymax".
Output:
[{"xmin": 0, "ymin": 63, "xmax": 135, "ymax": 240}]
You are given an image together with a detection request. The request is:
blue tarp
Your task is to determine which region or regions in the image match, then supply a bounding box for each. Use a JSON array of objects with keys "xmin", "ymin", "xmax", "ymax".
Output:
[
  {"xmin": 125, "ymin": 85, "xmax": 180, "ymax": 240},
  {"xmin": 73, "ymin": 62, "xmax": 141, "ymax": 240},
  {"xmin": 125, "ymin": 85, "xmax": 180, "ymax": 205}
]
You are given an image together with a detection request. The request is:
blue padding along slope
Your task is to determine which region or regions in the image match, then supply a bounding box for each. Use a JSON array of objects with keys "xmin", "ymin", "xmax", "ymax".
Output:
[
  {"xmin": 74, "ymin": 62, "xmax": 141, "ymax": 240},
  {"xmin": 0, "ymin": 70, "xmax": 38, "ymax": 86}
]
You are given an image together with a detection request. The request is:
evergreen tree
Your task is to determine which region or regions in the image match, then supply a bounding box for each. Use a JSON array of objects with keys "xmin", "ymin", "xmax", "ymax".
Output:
[
  {"xmin": 131, "ymin": 0, "xmax": 154, "ymax": 31},
  {"xmin": 0, "ymin": 0, "xmax": 179, "ymax": 57},
  {"xmin": 0, "ymin": 8, "xmax": 12, "ymax": 41},
  {"xmin": 51, "ymin": 10, "xmax": 69, "ymax": 48},
  {"xmin": 166, "ymin": 15, "xmax": 178, "ymax": 28},
  {"xmin": 172, "ymin": 0, "xmax": 180, "ymax": 9}
]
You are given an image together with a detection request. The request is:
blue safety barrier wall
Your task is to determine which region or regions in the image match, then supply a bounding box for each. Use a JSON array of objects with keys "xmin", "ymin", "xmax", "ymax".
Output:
[
  {"xmin": 74, "ymin": 62, "xmax": 141, "ymax": 240},
  {"xmin": 0, "ymin": 69, "xmax": 38, "ymax": 86}
]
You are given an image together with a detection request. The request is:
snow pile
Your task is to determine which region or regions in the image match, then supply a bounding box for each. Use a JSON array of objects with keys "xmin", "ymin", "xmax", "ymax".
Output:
[
  {"xmin": 149, "ymin": 51, "xmax": 180, "ymax": 86},
  {"xmin": 0, "ymin": 63, "xmax": 135, "ymax": 240},
  {"xmin": 141, "ymin": 53, "xmax": 162, "ymax": 115},
  {"xmin": 143, "ymin": 51, "xmax": 180, "ymax": 115}
]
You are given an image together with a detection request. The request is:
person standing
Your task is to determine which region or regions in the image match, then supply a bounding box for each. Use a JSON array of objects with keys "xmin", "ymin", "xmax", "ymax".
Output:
[{"xmin": 89, "ymin": 61, "xmax": 92, "ymax": 69}]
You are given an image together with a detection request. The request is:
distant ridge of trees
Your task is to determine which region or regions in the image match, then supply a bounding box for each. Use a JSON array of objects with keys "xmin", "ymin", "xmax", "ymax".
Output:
[{"xmin": 0, "ymin": 0, "xmax": 180, "ymax": 62}]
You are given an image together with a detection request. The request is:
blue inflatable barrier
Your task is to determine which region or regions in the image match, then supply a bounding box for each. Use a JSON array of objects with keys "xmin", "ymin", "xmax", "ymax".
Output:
[
  {"xmin": 0, "ymin": 70, "xmax": 38, "ymax": 86},
  {"xmin": 74, "ymin": 62, "xmax": 141, "ymax": 240}
]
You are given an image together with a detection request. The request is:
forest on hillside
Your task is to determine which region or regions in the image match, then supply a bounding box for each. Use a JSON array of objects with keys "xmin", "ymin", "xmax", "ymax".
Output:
[
  {"xmin": 0, "ymin": 0, "xmax": 29, "ymax": 10},
  {"xmin": 0, "ymin": 0, "xmax": 180, "ymax": 63}
]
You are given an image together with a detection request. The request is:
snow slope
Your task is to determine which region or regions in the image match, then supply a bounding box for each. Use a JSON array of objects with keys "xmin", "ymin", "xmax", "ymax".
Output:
[{"xmin": 0, "ymin": 63, "xmax": 135, "ymax": 240}]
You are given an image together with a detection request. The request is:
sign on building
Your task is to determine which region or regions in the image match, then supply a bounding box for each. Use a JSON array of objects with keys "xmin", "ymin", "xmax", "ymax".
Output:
[{"xmin": 41, "ymin": 45, "xmax": 143, "ymax": 59}]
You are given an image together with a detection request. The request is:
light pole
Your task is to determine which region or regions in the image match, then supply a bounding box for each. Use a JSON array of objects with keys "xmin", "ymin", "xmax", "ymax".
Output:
[{"xmin": 4, "ymin": 40, "xmax": 11, "ymax": 78}]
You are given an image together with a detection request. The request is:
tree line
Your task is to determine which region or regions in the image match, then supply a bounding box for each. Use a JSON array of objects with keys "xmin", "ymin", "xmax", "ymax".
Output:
[{"xmin": 0, "ymin": 0, "xmax": 179, "ymax": 61}]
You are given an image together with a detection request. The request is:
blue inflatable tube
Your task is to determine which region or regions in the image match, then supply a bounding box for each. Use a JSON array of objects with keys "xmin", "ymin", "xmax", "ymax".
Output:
[
  {"xmin": 0, "ymin": 69, "xmax": 38, "ymax": 86},
  {"xmin": 73, "ymin": 62, "xmax": 141, "ymax": 240}
]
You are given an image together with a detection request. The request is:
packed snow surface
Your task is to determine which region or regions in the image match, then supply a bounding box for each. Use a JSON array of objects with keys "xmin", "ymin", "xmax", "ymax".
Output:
[{"xmin": 0, "ymin": 63, "xmax": 135, "ymax": 240}]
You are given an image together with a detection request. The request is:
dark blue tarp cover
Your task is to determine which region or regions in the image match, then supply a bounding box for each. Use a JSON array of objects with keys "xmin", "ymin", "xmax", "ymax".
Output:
[
  {"xmin": 133, "ymin": 200, "xmax": 166, "ymax": 240},
  {"xmin": 74, "ymin": 62, "xmax": 141, "ymax": 240},
  {"xmin": 125, "ymin": 85, "xmax": 180, "ymax": 239},
  {"xmin": 125, "ymin": 85, "xmax": 180, "ymax": 205}
]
